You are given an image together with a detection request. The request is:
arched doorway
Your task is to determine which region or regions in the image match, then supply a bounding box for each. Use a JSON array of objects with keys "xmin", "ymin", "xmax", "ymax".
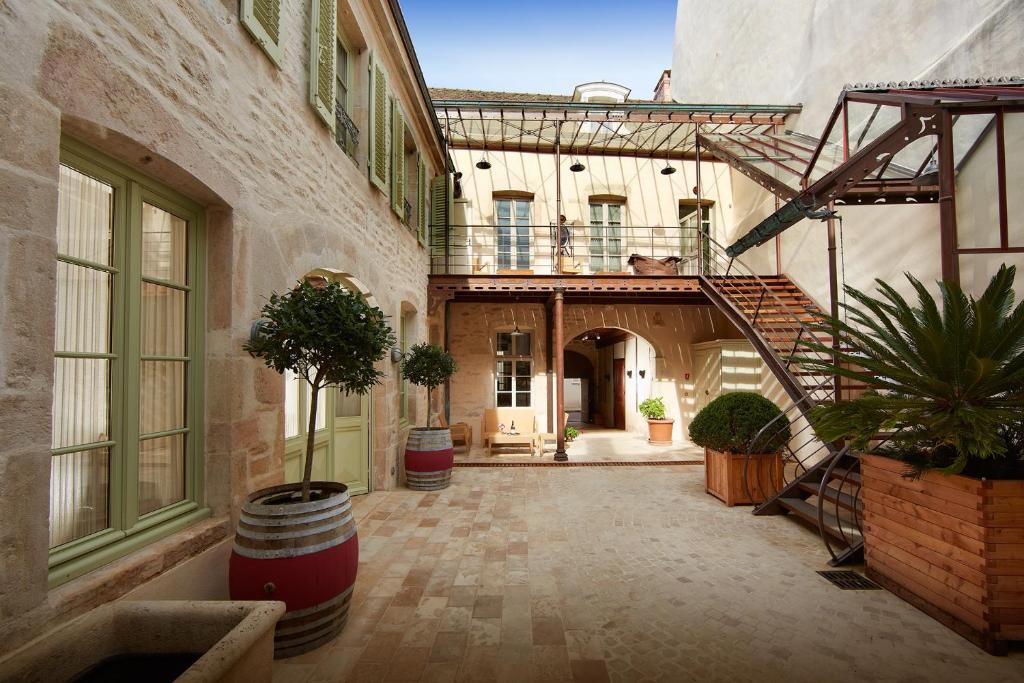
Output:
[
  {"xmin": 283, "ymin": 270, "xmax": 373, "ymax": 495},
  {"xmin": 566, "ymin": 327, "xmax": 658, "ymax": 434}
]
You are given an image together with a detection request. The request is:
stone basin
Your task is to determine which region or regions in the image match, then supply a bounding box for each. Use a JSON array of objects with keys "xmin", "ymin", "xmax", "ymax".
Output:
[{"xmin": 0, "ymin": 600, "xmax": 284, "ymax": 683}]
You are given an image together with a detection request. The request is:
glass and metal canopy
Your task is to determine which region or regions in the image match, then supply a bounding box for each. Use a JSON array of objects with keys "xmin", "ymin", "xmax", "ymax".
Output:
[
  {"xmin": 711, "ymin": 78, "xmax": 1024, "ymax": 261},
  {"xmin": 433, "ymin": 97, "xmax": 799, "ymax": 160}
]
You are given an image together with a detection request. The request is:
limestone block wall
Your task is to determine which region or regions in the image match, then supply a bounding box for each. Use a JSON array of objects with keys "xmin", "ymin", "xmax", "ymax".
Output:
[
  {"xmin": 442, "ymin": 302, "xmax": 745, "ymax": 443},
  {"xmin": 0, "ymin": 0, "xmax": 440, "ymax": 654}
]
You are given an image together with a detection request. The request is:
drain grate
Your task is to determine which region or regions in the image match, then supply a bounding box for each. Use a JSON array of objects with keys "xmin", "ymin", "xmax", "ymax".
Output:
[{"xmin": 817, "ymin": 570, "xmax": 881, "ymax": 590}]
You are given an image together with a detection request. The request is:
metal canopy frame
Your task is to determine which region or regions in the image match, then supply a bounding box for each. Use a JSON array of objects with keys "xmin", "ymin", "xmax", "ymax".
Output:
[
  {"xmin": 714, "ymin": 79, "xmax": 1024, "ymax": 281},
  {"xmin": 435, "ymin": 99, "xmax": 798, "ymax": 161}
]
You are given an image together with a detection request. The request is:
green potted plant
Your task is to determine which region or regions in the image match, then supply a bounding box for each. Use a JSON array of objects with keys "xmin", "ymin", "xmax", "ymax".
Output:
[
  {"xmin": 797, "ymin": 264, "xmax": 1024, "ymax": 654},
  {"xmin": 688, "ymin": 392, "xmax": 790, "ymax": 506},
  {"xmin": 231, "ymin": 279, "xmax": 394, "ymax": 657},
  {"xmin": 400, "ymin": 343, "xmax": 458, "ymax": 490},
  {"xmin": 639, "ymin": 396, "xmax": 674, "ymax": 444},
  {"xmin": 564, "ymin": 424, "xmax": 580, "ymax": 443}
]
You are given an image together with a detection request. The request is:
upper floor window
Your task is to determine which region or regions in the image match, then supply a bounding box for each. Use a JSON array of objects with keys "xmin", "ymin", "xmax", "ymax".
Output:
[
  {"xmin": 679, "ymin": 200, "xmax": 712, "ymax": 268},
  {"xmin": 335, "ymin": 37, "xmax": 357, "ymax": 158},
  {"xmin": 589, "ymin": 202, "xmax": 624, "ymax": 272},
  {"xmin": 495, "ymin": 198, "xmax": 531, "ymax": 271},
  {"xmin": 50, "ymin": 140, "xmax": 207, "ymax": 585}
]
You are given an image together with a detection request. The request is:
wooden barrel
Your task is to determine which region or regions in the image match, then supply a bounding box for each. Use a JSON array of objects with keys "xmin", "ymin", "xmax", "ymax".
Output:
[
  {"xmin": 228, "ymin": 481, "xmax": 358, "ymax": 658},
  {"xmin": 405, "ymin": 428, "xmax": 454, "ymax": 490}
]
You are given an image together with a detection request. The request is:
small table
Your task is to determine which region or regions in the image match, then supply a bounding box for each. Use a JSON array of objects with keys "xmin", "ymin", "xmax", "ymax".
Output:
[{"xmin": 487, "ymin": 433, "xmax": 537, "ymax": 457}]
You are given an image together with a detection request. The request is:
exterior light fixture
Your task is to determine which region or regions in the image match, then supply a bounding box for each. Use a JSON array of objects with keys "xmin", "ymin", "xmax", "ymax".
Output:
[
  {"xmin": 476, "ymin": 156, "xmax": 491, "ymax": 170},
  {"xmin": 638, "ymin": 369, "xmax": 646, "ymax": 378},
  {"xmin": 660, "ymin": 163, "xmax": 677, "ymax": 176},
  {"xmin": 510, "ymin": 324, "xmax": 525, "ymax": 337},
  {"xmin": 569, "ymin": 160, "xmax": 585, "ymax": 173}
]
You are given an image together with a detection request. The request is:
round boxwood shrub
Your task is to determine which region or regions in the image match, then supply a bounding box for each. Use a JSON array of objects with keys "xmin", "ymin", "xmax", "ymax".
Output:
[{"xmin": 688, "ymin": 392, "xmax": 791, "ymax": 453}]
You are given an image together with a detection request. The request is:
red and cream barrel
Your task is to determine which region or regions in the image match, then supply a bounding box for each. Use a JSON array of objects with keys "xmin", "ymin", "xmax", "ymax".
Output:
[
  {"xmin": 228, "ymin": 481, "xmax": 358, "ymax": 658},
  {"xmin": 405, "ymin": 427, "xmax": 454, "ymax": 490}
]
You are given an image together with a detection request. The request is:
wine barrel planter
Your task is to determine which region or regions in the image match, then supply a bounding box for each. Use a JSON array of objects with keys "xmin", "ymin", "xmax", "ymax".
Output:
[
  {"xmin": 228, "ymin": 481, "xmax": 358, "ymax": 659},
  {"xmin": 405, "ymin": 427, "xmax": 454, "ymax": 490}
]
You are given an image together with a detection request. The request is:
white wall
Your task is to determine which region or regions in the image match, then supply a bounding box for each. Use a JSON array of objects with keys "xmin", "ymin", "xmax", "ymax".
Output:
[{"xmin": 672, "ymin": 0, "xmax": 1024, "ymax": 302}]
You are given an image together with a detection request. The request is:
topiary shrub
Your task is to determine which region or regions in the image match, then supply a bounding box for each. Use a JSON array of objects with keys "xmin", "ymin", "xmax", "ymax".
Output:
[
  {"xmin": 638, "ymin": 396, "xmax": 667, "ymax": 420},
  {"xmin": 401, "ymin": 343, "xmax": 457, "ymax": 427},
  {"xmin": 688, "ymin": 392, "xmax": 790, "ymax": 453}
]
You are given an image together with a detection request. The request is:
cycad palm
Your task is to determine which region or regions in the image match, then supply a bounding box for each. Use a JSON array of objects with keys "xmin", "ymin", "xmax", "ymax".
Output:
[{"xmin": 797, "ymin": 264, "xmax": 1024, "ymax": 474}]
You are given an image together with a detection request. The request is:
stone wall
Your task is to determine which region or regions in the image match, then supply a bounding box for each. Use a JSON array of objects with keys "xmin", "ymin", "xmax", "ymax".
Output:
[
  {"xmin": 0, "ymin": 0, "xmax": 441, "ymax": 654},
  {"xmin": 442, "ymin": 302, "xmax": 745, "ymax": 443}
]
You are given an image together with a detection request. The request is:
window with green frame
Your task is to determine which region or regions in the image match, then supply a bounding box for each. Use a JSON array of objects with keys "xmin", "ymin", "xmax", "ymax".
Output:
[
  {"xmin": 49, "ymin": 139, "xmax": 208, "ymax": 586},
  {"xmin": 335, "ymin": 35, "xmax": 357, "ymax": 158}
]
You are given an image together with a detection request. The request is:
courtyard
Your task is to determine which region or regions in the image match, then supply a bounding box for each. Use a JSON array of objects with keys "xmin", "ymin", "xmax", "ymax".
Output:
[{"xmin": 272, "ymin": 465, "xmax": 1024, "ymax": 682}]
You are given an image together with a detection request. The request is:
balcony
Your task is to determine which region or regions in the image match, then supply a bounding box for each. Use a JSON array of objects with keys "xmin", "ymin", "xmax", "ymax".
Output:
[{"xmin": 430, "ymin": 223, "xmax": 706, "ymax": 277}]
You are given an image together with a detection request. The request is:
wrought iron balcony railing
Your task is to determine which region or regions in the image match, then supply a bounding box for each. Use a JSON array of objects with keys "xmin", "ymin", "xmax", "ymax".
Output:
[{"xmin": 429, "ymin": 224, "xmax": 706, "ymax": 276}]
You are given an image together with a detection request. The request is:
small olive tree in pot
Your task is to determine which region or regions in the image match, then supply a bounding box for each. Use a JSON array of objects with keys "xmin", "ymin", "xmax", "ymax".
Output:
[
  {"xmin": 400, "ymin": 343, "xmax": 459, "ymax": 490},
  {"xmin": 231, "ymin": 279, "xmax": 395, "ymax": 657}
]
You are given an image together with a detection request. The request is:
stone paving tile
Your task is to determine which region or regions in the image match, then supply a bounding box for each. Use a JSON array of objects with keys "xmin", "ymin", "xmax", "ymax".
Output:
[{"xmin": 274, "ymin": 466, "xmax": 1024, "ymax": 682}]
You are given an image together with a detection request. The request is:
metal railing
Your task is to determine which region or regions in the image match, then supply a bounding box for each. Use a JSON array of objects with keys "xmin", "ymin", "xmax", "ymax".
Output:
[{"xmin": 430, "ymin": 224, "xmax": 705, "ymax": 276}]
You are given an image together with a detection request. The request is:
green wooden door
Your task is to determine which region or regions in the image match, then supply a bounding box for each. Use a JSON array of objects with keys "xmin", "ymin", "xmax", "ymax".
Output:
[{"xmin": 284, "ymin": 374, "xmax": 371, "ymax": 495}]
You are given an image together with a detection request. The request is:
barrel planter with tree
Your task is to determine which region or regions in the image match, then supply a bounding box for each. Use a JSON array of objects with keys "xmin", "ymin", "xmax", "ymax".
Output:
[
  {"xmin": 234, "ymin": 279, "xmax": 394, "ymax": 657},
  {"xmin": 688, "ymin": 392, "xmax": 790, "ymax": 506},
  {"xmin": 401, "ymin": 343, "xmax": 457, "ymax": 490},
  {"xmin": 800, "ymin": 265, "xmax": 1024, "ymax": 654}
]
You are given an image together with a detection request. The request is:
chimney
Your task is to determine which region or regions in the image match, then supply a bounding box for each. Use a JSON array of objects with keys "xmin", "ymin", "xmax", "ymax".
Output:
[{"xmin": 653, "ymin": 70, "xmax": 672, "ymax": 102}]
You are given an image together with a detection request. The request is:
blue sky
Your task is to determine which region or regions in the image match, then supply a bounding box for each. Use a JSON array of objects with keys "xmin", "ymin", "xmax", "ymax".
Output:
[{"xmin": 401, "ymin": 0, "xmax": 677, "ymax": 98}]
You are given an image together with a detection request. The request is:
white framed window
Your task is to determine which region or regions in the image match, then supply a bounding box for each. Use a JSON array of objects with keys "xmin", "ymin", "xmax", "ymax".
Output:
[
  {"xmin": 495, "ymin": 331, "xmax": 531, "ymax": 407},
  {"xmin": 335, "ymin": 36, "xmax": 357, "ymax": 157},
  {"xmin": 495, "ymin": 198, "xmax": 531, "ymax": 270},
  {"xmin": 589, "ymin": 202, "xmax": 624, "ymax": 272},
  {"xmin": 679, "ymin": 200, "xmax": 712, "ymax": 270}
]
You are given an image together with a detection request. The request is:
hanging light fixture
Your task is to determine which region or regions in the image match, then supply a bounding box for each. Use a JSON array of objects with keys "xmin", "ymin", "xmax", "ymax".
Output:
[
  {"xmin": 660, "ymin": 140, "xmax": 676, "ymax": 175},
  {"xmin": 476, "ymin": 122, "xmax": 492, "ymax": 169},
  {"xmin": 510, "ymin": 324, "xmax": 525, "ymax": 337},
  {"xmin": 569, "ymin": 151, "xmax": 585, "ymax": 172}
]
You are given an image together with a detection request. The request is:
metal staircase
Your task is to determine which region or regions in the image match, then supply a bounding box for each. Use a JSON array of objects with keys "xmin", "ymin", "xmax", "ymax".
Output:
[{"xmin": 696, "ymin": 234, "xmax": 864, "ymax": 565}]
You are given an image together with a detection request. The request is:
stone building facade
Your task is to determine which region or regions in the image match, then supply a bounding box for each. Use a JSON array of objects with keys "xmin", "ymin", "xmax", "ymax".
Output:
[{"xmin": 0, "ymin": 0, "xmax": 442, "ymax": 653}]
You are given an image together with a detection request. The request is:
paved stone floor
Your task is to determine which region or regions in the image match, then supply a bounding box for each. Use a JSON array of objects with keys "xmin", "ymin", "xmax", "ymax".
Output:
[
  {"xmin": 455, "ymin": 427, "xmax": 704, "ymax": 464},
  {"xmin": 273, "ymin": 466, "xmax": 1024, "ymax": 683}
]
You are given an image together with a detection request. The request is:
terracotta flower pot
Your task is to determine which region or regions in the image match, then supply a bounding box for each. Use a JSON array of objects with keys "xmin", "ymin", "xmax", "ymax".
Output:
[{"xmin": 647, "ymin": 419, "xmax": 674, "ymax": 444}]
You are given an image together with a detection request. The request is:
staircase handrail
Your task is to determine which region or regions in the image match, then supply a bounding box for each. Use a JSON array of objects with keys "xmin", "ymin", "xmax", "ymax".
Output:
[{"xmin": 697, "ymin": 228, "xmax": 835, "ymax": 366}]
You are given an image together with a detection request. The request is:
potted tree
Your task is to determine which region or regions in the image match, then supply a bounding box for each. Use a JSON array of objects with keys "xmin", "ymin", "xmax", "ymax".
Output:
[
  {"xmin": 400, "ymin": 343, "xmax": 458, "ymax": 490},
  {"xmin": 688, "ymin": 392, "xmax": 790, "ymax": 506},
  {"xmin": 639, "ymin": 396, "xmax": 674, "ymax": 444},
  {"xmin": 799, "ymin": 265, "xmax": 1024, "ymax": 654},
  {"xmin": 231, "ymin": 279, "xmax": 395, "ymax": 657}
]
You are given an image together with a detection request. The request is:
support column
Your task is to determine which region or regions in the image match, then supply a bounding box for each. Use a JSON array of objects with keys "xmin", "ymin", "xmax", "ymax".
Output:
[
  {"xmin": 695, "ymin": 125, "xmax": 703, "ymax": 275},
  {"xmin": 545, "ymin": 299, "xmax": 553, "ymax": 433},
  {"xmin": 938, "ymin": 110, "xmax": 959, "ymax": 283},
  {"xmin": 826, "ymin": 209, "xmax": 841, "ymax": 400},
  {"xmin": 555, "ymin": 120, "xmax": 563, "ymax": 275},
  {"xmin": 553, "ymin": 288, "xmax": 567, "ymax": 461}
]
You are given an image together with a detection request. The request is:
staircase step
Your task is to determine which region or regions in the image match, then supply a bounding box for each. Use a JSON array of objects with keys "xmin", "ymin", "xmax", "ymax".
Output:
[
  {"xmin": 797, "ymin": 482, "xmax": 861, "ymax": 511},
  {"xmin": 829, "ymin": 467, "xmax": 862, "ymax": 485},
  {"xmin": 777, "ymin": 497, "xmax": 861, "ymax": 541}
]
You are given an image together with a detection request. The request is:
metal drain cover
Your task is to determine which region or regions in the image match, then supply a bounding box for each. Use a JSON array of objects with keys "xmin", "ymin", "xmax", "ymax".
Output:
[{"xmin": 817, "ymin": 570, "xmax": 881, "ymax": 590}]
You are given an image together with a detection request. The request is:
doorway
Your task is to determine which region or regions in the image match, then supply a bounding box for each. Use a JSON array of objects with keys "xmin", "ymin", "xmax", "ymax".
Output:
[{"xmin": 613, "ymin": 358, "xmax": 626, "ymax": 429}]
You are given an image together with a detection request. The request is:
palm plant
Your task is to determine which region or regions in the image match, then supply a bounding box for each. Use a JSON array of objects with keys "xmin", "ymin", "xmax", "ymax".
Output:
[{"xmin": 797, "ymin": 265, "xmax": 1024, "ymax": 476}]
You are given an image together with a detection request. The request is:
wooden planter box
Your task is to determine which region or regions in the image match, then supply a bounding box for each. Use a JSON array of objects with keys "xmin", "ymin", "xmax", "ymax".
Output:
[
  {"xmin": 861, "ymin": 453, "xmax": 1024, "ymax": 654},
  {"xmin": 704, "ymin": 448, "xmax": 782, "ymax": 506}
]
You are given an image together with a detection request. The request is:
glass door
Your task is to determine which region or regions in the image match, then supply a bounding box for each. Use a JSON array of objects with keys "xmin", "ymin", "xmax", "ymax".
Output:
[
  {"xmin": 589, "ymin": 203, "xmax": 623, "ymax": 272},
  {"xmin": 495, "ymin": 198, "xmax": 531, "ymax": 271}
]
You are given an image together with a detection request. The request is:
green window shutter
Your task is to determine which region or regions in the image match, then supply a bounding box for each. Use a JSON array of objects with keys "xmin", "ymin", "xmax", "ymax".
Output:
[
  {"xmin": 429, "ymin": 174, "xmax": 452, "ymax": 258},
  {"xmin": 391, "ymin": 99, "xmax": 405, "ymax": 218},
  {"xmin": 417, "ymin": 158, "xmax": 428, "ymax": 245},
  {"xmin": 309, "ymin": 0, "xmax": 336, "ymax": 130},
  {"xmin": 241, "ymin": 0, "xmax": 283, "ymax": 67},
  {"xmin": 368, "ymin": 53, "xmax": 389, "ymax": 193}
]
